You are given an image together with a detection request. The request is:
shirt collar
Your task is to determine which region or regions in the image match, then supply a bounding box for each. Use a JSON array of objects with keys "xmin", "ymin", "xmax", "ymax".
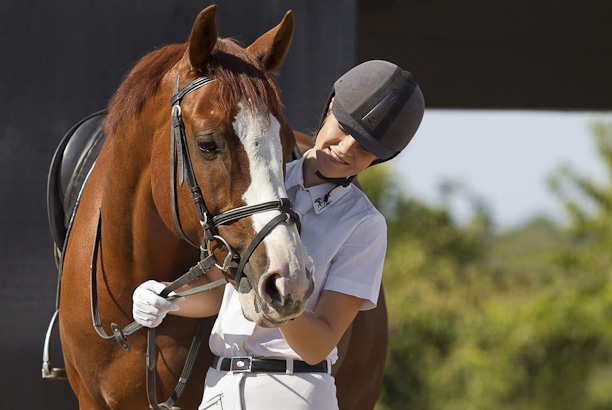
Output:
[{"xmin": 286, "ymin": 150, "xmax": 353, "ymax": 214}]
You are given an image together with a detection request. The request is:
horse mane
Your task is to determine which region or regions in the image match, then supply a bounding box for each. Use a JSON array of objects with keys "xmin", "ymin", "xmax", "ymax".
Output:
[
  {"xmin": 105, "ymin": 38, "xmax": 282, "ymax": 137},
  {"xmin": 104, "ymin": 44, "xmax": 186, "ymax": 137}
]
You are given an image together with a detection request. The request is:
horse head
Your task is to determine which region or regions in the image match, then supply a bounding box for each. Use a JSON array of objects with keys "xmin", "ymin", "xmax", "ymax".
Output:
[{"xmin": 151, "ymin": 6, "xmax": 313, "ymax": 327}]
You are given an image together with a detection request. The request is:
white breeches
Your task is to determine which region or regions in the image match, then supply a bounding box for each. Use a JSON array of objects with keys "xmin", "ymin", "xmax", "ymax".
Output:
[{"xmin": 199, "ymin": 367, "xmax": 339, "ymax": 410}]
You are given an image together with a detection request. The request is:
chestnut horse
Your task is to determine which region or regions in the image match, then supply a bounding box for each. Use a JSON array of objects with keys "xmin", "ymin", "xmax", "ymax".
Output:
[
  {"xmin": 59, "ymin": 6, "xmax": 313, "ymax": 409},
  {"xmin": 56, "ymin": 5, "xmax": 387, "ymax": 409}
]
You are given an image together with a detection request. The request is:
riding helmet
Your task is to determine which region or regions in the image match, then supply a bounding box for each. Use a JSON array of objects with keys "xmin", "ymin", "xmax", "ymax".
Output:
[{"xmin": 322, "ymin": 60, "xmax": 425, "ymax": 162}]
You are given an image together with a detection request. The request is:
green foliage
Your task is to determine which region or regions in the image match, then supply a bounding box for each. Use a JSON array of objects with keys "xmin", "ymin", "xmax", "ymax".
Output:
[
  {"xmin": 548, "ymin": 122, "xmax": 612, "ymax": 277},
  {"xmin": 358, "ymin": 121, "xmax": 612, "ymax": 410}
]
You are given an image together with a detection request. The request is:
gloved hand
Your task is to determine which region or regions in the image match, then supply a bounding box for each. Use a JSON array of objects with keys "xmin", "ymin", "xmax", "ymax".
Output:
[{"xmin": 132, "ymin": 280, "xmax": 182, "ymax": 328}]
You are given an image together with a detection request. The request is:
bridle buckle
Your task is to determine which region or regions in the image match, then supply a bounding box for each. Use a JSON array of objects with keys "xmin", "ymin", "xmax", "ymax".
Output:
[{"xmin": 171, "ymin": 104, "xmax": 182, "ymax": 120}]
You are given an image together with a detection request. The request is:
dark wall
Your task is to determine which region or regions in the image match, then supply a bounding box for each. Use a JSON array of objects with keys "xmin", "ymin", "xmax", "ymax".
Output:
[
  {"xmin": 0, "ymin": 1, "xmax": 357, "ymax": 408},
  {"xmin": 359, "ymin": 0, "xmax": 612, "ymax": 110}
]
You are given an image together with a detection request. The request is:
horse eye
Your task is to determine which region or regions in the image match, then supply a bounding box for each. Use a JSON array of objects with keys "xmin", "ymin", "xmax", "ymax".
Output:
[{"xmin": 196, "ymin": 138, "xmax": 219, "ymax": 153}]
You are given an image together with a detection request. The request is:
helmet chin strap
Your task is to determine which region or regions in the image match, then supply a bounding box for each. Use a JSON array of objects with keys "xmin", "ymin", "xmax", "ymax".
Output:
[{"xmin": 314, "ymin": 170, "xmax": 355, "ymax": 187}]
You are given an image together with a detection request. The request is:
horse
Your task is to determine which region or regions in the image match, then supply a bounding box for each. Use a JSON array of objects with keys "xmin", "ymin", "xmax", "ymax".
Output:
[{"xmin": 58, "ymin": 6, "xmax": 314, "ymax": 409}]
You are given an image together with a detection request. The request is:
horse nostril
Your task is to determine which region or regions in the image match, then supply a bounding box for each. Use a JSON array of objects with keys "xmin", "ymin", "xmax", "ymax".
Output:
[
  {"xmin": 262, "ymin": 274, "xmax": 282, "ymax": 305},
  {"xmin": 261, "ymin": 273, "xmax": 295, "ymax": 308}
]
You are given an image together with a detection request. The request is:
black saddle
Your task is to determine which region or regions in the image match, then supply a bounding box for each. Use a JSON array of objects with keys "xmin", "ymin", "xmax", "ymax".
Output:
[
  {"xmin": 43, "ymin": 111, "xmax": 107, "ymax": 379},
  {"xmin": 47, "ymin": 110, "xmax": 108, "ymax": 259}
]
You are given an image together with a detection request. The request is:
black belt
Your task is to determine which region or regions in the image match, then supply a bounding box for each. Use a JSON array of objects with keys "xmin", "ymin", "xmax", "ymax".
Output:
[{"xmin": 211, "ymin": 355, "xmax": 328, "ymax": 373}]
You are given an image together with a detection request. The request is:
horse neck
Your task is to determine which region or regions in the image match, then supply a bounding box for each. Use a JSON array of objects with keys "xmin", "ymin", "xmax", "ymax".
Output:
[{"xmin": 100, "ymin": 99, "xmax": 198, "ymax": 281}]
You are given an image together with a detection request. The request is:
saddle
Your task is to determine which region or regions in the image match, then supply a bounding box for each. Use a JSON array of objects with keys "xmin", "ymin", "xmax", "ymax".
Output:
[
  {"xmin": 47, "ymin": 110, "xmax": 108, "ymax": 262},
  {"xmin": 43, "ymin": 110, "xmax": 108, "ymax": 380}
]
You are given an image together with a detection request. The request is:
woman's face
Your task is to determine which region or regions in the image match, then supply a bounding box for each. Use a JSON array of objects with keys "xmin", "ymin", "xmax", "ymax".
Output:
[{"xmin": 312, "ymin": 113, "xmax": 378, "ymax": 179}]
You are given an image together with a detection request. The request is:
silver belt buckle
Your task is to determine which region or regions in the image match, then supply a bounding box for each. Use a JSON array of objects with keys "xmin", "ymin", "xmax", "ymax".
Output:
[{"xmin": 230, "ymin": 357, "xmax": 252, "ymax": 372}]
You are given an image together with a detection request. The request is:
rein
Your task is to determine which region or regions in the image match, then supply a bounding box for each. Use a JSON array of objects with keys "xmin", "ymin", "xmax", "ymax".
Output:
[{"xmin": 89, "ymin": 73, "xmax": 301, "ymax": 410}]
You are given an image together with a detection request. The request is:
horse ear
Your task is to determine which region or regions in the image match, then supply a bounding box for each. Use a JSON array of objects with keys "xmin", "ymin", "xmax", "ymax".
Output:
[
  {"xmin": 187, "ymin": 5, "xmax": 219, "ymax": 72},
  {"xmin": 247, "ymin": 11, "xmax": 294, "ymax": 72}
]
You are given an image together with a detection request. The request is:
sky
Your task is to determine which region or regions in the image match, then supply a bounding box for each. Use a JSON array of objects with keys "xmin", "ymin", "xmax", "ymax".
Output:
[{"xmin": 392, "ymin": 110, "xmax": 612, "ymax": 232}]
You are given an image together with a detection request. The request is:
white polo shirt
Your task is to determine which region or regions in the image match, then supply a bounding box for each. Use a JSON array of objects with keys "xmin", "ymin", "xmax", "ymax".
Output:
[{"xmin": 208, "ymin": 153, "xmax": 387, "ymax": 363}]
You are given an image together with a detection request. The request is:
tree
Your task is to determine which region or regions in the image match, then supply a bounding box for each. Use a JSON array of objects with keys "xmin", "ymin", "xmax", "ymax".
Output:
[
  {"xmin": 359, "ymin": 164, "xmax": 497, "ymax": 409},
  {"xmin": 360, "ymin": 121, "xmax": 612, "ymax": 409}
]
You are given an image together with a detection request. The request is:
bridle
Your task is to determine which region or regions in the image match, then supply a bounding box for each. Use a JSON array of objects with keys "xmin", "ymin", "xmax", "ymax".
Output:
[
  {"xmin": 169, "ymin": 74, "xmax": 301, "ymax": 285},
  {"xmin": 89, "ymin": 73, "xmax": 301, "ymax": 410}
]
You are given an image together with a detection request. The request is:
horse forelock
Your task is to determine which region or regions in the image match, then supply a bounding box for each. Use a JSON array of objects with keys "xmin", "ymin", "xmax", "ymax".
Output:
[
  {"xmin": 204, "ymin": 38, "xmax": 283, "ymax": 125},
  {"xmin": 104, "ymin": 38, "xmax": 283, "ymax": 138}
]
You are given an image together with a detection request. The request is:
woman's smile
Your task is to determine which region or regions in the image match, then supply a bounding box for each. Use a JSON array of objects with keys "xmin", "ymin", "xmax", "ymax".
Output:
[
  {"xmin": 302, "ymin": 112, "xmax": 378, "ymax": 187},
  {"xmin": 327, "ymin": 147, "xmax": 349, "ymax": 165}
]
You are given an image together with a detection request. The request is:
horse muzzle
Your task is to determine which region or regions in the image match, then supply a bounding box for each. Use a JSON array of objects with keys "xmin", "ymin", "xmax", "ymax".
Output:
[{"xmin": 238, "ymin": 260, "xmax": 315, "ymax": 327}]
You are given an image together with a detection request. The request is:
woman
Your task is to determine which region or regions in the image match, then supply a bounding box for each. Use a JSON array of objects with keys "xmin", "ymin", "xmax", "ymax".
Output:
[{"xmin": 133, "ymin": 60, "xmax": 425, "ymax": 409}]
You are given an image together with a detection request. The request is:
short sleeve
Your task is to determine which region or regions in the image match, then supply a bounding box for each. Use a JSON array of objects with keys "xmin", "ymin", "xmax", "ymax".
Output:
[{"xmin": 323, "ymin": 212, "xmax": 387, "ymax": 310}]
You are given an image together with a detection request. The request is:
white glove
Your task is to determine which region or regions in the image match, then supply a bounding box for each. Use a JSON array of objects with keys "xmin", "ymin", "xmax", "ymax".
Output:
[{"xmin": 132, "ymin": 280, "xmax": 182, "ymax": 328}]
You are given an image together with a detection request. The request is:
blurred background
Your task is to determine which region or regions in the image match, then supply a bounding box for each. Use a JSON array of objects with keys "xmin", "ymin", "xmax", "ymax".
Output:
[{"xmin": 1, "ymin": 1, "xmax": 611, "ymax": 409}]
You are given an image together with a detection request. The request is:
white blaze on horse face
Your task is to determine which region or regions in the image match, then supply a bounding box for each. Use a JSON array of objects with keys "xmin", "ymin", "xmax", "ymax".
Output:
[{"xmin": 232, "ymin": 100, "xmax": 311, "ymax": 310}]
